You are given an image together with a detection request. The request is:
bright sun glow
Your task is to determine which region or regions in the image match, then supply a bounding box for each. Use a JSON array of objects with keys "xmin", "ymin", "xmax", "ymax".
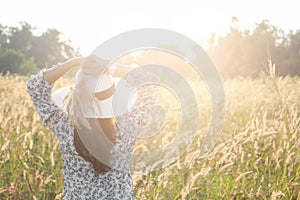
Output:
[{"xmin": 1, "ymin": 0, "xmax": 299, "ymax": 55}]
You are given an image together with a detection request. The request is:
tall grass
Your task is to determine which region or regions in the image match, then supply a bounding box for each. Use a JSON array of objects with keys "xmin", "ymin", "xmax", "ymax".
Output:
[{"xmin": 0, "ymin": 68, "xmax": 299, "ymax": 199}]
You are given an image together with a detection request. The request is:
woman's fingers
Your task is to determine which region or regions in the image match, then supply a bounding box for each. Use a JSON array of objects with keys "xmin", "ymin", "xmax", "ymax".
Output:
[
  {"xmin": 85, "ymin": 56, "xmax": 108, "ymax": 68},
  {"xmin": 72, "ymin": 57, "xmax": 86, "ymax": 67},
  {"xmin": 82, "ymin": 55, "xmax": 109, "ymax": 76}
]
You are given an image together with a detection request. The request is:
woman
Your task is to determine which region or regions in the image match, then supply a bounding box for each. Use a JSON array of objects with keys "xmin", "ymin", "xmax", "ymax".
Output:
[{"xmin": 27, "ymin": 56, "xmax": 158, "ymax": 199}]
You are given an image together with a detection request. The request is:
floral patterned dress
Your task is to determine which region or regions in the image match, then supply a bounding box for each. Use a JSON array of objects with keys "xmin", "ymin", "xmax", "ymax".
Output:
[{"xmin": 27, "ymin": 70, "xmax": 158, "ymax": 200}]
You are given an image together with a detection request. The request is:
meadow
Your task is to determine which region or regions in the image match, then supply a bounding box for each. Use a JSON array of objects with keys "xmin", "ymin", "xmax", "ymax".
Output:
[{"xmin": 0, "ymin": 68, "xmax": 299, "ymax": 199}]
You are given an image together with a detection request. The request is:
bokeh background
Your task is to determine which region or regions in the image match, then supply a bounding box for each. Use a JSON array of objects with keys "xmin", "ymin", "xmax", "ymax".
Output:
[{"xmin": 0, "ymin": 0, "xmax": 299, "ymax": 199}]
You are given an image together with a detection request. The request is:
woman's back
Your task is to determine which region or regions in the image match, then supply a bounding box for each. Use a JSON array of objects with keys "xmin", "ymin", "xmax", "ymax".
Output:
[{"xmin": 27, "ymin": 67, "xmax": 158, "ymax": 199}]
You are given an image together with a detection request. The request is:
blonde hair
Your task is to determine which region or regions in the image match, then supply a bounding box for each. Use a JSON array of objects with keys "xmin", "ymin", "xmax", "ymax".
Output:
[
  {"xmin": 62, "ymin": 86, "xmax": 116, "ymax": 174},
  {"xmin": 62, "ymin": 87, "xmax": 74, "ymax": 118}
]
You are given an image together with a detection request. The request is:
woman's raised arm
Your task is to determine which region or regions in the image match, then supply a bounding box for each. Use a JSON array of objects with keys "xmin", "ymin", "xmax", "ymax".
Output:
[{"xmin": 43, "ymin": 57, "xmax": 85, "ymax": 83}]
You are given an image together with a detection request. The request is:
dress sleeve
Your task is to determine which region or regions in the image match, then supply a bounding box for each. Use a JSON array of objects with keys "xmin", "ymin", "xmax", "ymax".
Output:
[
  {"xmin": 26, "ymin": 70, "xmax": 71, "ymax": 144},
  {"xmin": 111, "ymin": 69, "xmax": 160, "ymax": 171},
  {"xmin": 126, "ymin": 68, "xmax": 160, "ymax": 127},
  {"xmin": 27, "ymin": 70, "xmax": 57, "ymax": 125}
]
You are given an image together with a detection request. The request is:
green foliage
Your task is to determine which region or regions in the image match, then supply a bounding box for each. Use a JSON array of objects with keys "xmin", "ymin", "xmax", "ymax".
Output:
[
  {"xmin": 20, "ymin": 57, "xmax": 39, "ymax": 75},
  {"xmin": 208, "ymin": 19, "xmax": 300, "ymax": 77},
  {"xmin": 6, "ymin": 22, "xmax": 33, "ymax": 52},
  {"xmin": 0, "ymin": 49, "xmax": 38, "ymax": 75},
  {"xmin": 0, "ymin": 22, "xmax": 80, "ymax": 75},
  {"xmin": 0, "ymin": 49, "xmax": 24, "ymax": 74}
]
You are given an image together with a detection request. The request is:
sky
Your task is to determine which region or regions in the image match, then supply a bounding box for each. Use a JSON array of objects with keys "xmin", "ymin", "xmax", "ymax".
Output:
[{"xmin": 1, "ymin": 0, "xmax": 299, "ymax": 56}]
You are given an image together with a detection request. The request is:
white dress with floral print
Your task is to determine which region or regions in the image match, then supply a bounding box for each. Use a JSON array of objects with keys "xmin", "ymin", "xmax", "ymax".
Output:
[{"xmin": 27, "ymin": 70, "xmax": 158, "ymax": 200}]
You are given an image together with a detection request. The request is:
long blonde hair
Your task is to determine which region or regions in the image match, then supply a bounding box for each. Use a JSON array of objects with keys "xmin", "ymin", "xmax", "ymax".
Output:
[{"xmin": 62, "ymin": 87, "xmax": 116, "ymax": 174}]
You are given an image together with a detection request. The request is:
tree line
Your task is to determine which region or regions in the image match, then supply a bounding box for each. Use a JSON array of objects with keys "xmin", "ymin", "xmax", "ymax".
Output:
[
  {"xmin": 0, "ymin": 22, "xmax": 79, "ymax": 75},
  {"xmin": 208, "ymin": 19, "xmax": 300, "ymax": 77},
  {"xmin": 0, "ymin": 20, "xmax": 299, "ymax": 77}
]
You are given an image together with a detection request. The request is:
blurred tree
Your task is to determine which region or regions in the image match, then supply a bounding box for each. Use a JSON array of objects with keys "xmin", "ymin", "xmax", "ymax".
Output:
[
  {"xmin": 208, "ymin": 19, "xmax": 300, "ymax": 77},
  {"xmin": 0, "ymin": 25, "xmax": 8, "ymax": 54},
  {"xmin": 0, "ymin": 49, "xmax": 38, "ymax": 75},
  {"xmin": 280, "ymin": 30, "xmax": 300, "ymax": 75},
  {"xmin": 6, "ymin": 22, "xmax": 33, "ymax": 53},
  {"xmin": 0, "ymin": 49, "xmax": 24, "ymax": 74},
  {"xmin": 0, "ymin": 22, "xmax": 80, "ymax": 75},
  {"xmin": 29, "ymin": 28, "xmax": 79, "ymax": 67},
  {"xmin": 19, "ymin": 56, "xmax": 39, "ymax": 75}
]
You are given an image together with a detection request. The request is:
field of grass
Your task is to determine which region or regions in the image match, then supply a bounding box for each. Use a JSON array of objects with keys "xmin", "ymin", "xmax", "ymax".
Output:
[{"xmin": 0, "ymin": 70, "xmax": 299, "ymax": 199}]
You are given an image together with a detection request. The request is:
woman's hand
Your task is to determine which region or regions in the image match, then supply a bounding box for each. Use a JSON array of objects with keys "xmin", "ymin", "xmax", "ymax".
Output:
[{"xmin": 81, "ymin": 55, "xmax": 109, "ymax": 76}]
